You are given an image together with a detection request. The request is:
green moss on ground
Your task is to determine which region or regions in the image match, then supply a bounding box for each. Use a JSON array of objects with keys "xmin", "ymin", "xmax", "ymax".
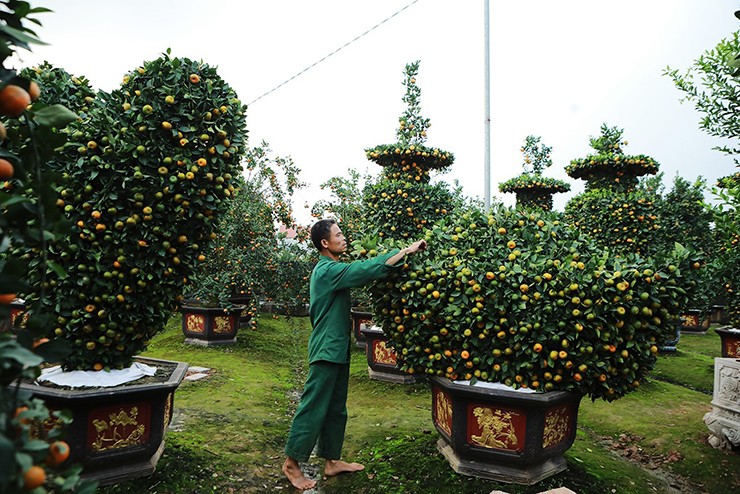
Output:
[
  {"xmin": 651, "ymin": 349, "xmax": 715, "ymax": 394},
  {"xmin": 677, "ymin": 328, "xmax": 723, "ymax": 358},
  {"xmin": 100, "ymin": 317, "xmax": 738, "ymax": 494}
]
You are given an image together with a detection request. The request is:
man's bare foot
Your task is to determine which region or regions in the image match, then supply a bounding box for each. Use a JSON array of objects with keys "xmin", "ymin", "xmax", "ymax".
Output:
[
  {"xmin": 282, "ymin": 457, "xmax": 316, "ymax": 490},
  {"xmin": 324, "ymin": 459, "xmax": 365, "ymax": 477}
]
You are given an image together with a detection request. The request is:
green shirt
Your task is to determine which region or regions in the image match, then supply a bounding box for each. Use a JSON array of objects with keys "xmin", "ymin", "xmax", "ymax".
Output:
[{"xmin": 307, "ymin": 249, "xmax": 400, "ymax": 364}]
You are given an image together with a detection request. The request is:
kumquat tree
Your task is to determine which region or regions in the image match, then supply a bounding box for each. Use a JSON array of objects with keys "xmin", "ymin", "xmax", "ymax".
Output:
[
  {"xmin": 353, "ymin": 66, "xmax": 704, "ymax": 402},
  {"xmin": 361, "ymin": 60, "xmax": 461, "ymax": 245},
  {"xmin": 10, "ymin": 50, "xmax": 248, "ymax": 371},
  {"xmin": 564, "ymin": 124, "xmax": 662, "ymax": 258},
  {"xmin": 371, "ymin": 203, "xmax": 702, "ymax": 401},
  {"xmin": 667, "ymin": 26, "xmax": 740, "ymax": 328},
  {"xmin": 498, "ymin": 135, "xmax": 570, "ymax": 211},
  {"xmin": 0, "ymin": 1, "xmax": 96, "ymax": 492},
  {"xmin": 189, "ymin": 141, "xmax": 307, "ymax": 321}
]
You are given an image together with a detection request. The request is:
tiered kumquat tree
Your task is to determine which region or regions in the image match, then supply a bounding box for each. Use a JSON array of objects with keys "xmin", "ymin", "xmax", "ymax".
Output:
[
  {"xmin": 564, "ymin": 124, "xmax": 661, "ymax": 258},
  {"xmin": 498, "ymin": 135, "xmax": 570, "ymax": 211},
  {"xmin": 362, "ymin": 60, "xmax": 459, "ymax": 244}
]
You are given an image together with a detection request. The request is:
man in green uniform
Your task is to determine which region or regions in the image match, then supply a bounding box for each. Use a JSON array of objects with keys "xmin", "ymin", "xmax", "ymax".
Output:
[{"xmin": 282, "ymin": 218, "xmax": 427, "ymax": 490}]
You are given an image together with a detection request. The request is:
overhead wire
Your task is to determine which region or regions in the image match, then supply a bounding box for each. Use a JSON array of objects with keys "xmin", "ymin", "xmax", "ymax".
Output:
[{"xmin": 246, "ymin": 0, "xmax": 421, "ymax": 106}]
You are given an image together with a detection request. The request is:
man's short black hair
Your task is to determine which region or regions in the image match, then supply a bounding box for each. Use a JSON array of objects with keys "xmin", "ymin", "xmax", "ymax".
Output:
[{"xmin": 311, "ymin": 218, "xmax": 337, "ymax": 251}]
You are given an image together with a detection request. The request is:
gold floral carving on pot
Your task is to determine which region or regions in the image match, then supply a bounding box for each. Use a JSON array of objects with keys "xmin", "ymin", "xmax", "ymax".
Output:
[
  {"xmin": 163, "ymin": 392, "xmax": 173, "ymax": 428},
  {"xmin": 726, "ymin": 340, "xmax": 740, "ymax": 358},
  {"xmin": 542, "ymin": 405, "xmax": 570, "ymax": 449},
  {"xmin": 10, "ymin": 308, "xmax": 28, "ymax": 328},
  {"xmin": 91, "ymin": 407, "xmax": 146, "ymax": 452},
  {"xmin": 434, "ymin": 388, "xmax": 452, "ymax": 436},
  {"xmin": 373, "ymin": 340, "xmax": 396, "ymax": 365},
  {"xmin": 682, "ymin": 314, "xmax": 699, "ymax": 326},
  {"xmin": 186, "ymin": 314, "xmax": 206, "ymax": 334},
  {"xmin": 213, "ymin": 316, "xmax": 232, "ymax": 334},
  {"xmin": 470, "ymin": 407, "xmax": 519, "ymax": 450}
]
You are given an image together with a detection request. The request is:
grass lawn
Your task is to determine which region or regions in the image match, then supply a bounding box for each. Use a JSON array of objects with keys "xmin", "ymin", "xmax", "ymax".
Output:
[
  {"xmin": 649, "ymin": 328, "xmax": 722, "ymax": 394},
  {"xmin": 99, "ymin": 316, "xmax": 739, "ymax": 493}
]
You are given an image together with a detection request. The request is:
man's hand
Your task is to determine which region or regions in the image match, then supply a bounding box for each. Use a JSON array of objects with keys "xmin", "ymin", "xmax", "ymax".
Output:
[
  {"xmin": 385, "ymin": 239, "xmax": 428, "ymax": 266},
  {"xmin": 406, "ymin": 239, "xmax": 427, "ymax": 254}
]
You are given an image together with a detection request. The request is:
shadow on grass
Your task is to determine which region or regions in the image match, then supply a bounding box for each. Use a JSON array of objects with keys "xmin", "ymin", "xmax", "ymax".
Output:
[{"xmin": 316, "ymin": 432, "xmax": 618, "ymax": 494}]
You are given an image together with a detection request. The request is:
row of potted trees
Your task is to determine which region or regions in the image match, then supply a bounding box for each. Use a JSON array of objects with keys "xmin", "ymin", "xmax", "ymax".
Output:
[
  {"xmin": 181, "ymin": 142, "xmax": 310, "ymax": 346},
  {"xmin": 329, "ymin": 61, "xmax": 714, "ymax": 483},
  {"xmin": 4, "ymin": 12, "xmax": 734, "ymax": 491}
]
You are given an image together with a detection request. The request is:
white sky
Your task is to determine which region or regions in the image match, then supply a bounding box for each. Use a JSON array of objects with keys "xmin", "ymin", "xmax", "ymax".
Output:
[{"xmin": 14, "ymin": 0, "xmax": 740, "ymax": 222}]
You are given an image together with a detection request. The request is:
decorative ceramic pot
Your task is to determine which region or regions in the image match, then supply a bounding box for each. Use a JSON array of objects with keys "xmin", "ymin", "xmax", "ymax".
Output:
[
  {"xmin": 180, "ymin": 304, "xmax": 245, "ymax": 346},
  {"xmin": 659, "ymin": 327, "xmax": 681, "ymax": 353},
  {"xmin": 17, "ymin": 357, "xmax": 188, "ymax": 485},
  {"xmin": 678, "ymin": 309, "xmax": 711, "ymax": 333},
  {"xmin": 350, "ymin": 308, "xmax": 372, "ymax": 349},
  {"xmin": 1, "ymin": 298, "xmax": 28, "ymax": 334},
  {"xmin": 715, "ymin": 327, "xmax": 740, "ymax": 358},
  {"xmin": 360, "ymin": 325, "xmax": 419, "ymax": 384},
  {"xmin": 429, "ymin": 376, "xmax": 583, "ymax": 485},
  {"xmin": 710, "ymin": 305, "xmax": 728, "ymax": 325}
]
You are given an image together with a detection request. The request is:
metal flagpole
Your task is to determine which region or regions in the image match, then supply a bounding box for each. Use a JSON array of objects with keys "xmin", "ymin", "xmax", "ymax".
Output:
[{"xmin": 484, "ymin": 0, "xmax": 491, "ymax": 210}]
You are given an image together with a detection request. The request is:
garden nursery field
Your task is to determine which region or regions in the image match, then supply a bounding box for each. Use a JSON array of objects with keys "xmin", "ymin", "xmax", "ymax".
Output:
[
  {"xmin": 2, "ymin": 3, "xmax": 740, "ymax": 494},
  {"xmin": 95, "ymin": 313, "xmax": 739, "ymax": 494}
]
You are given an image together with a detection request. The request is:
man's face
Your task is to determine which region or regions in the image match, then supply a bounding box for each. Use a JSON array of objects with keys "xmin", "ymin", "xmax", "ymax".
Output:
[{"xmin": 322, "ymin": 223, "xmax": 347, "ymax": 255}]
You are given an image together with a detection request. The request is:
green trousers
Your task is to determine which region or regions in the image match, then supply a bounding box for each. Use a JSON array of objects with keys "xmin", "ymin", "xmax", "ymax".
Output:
[{"xmin": 284, "ymin": 361, "xmax": 350, "ymax": 462}]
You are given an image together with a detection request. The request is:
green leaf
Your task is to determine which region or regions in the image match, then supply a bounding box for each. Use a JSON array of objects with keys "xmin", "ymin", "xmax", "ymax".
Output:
[
  {"xmin": 47, "ymin": 261, "xmax": 68, "ymax": 279},
  {"xmin": 0, "ymin": 434, "xmax": 15, "ymax": 489},
  {"xmin": 75, "ymin": 480, "xmax": 100, "ymax": 494},
  {"xmin": 22, "ymin": 439, "xmax": 51, "ymax": 452},
  {"xmin": 0, "ymin": 344, "xmax": 43, "ymax": 367},
  {"xmin": 15, "ymin": 451, "xmax": 33, "ymax": 472},
  {"xmin": 33, "ymin": 104, "xmax": 78, "ymax": 128},
  {"xmin": 0, "ymin": 25, "xmax": 47, "ymax": 46}
]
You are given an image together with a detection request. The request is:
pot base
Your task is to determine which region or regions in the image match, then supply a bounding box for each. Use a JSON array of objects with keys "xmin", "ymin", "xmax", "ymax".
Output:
[
  {"xmin": 367, "ymin": 366, "xmax": 421, "ymax": 384},
  {"xmin": 436, "ymin": 438, "xmax": 567, "ymax": 485},
  {"xmin": 184, "ymin": 336, "xmax": 237, "ymax": 346},
  {"xmin": 86, "ymin": 439, "xmax": 165, "ymax": 486}
]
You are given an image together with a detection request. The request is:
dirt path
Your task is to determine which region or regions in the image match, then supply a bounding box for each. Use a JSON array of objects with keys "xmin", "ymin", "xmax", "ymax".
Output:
[{"xmin": 598, "ymin": 432, "xmax": 707, "ymax": 494}]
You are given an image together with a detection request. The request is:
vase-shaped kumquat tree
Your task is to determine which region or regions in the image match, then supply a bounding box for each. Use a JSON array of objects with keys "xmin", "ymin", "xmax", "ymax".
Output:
[
  {"xmin": 369, "ymin": 204, "xmax": 702, "ymax": 401},
  {"xmin": 498, "ymin": 135, "xmax": 570, "ymax": 211},
  {"xmin": 14, "ymin": 51, "xmax": 247, "ymax": 371}
]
